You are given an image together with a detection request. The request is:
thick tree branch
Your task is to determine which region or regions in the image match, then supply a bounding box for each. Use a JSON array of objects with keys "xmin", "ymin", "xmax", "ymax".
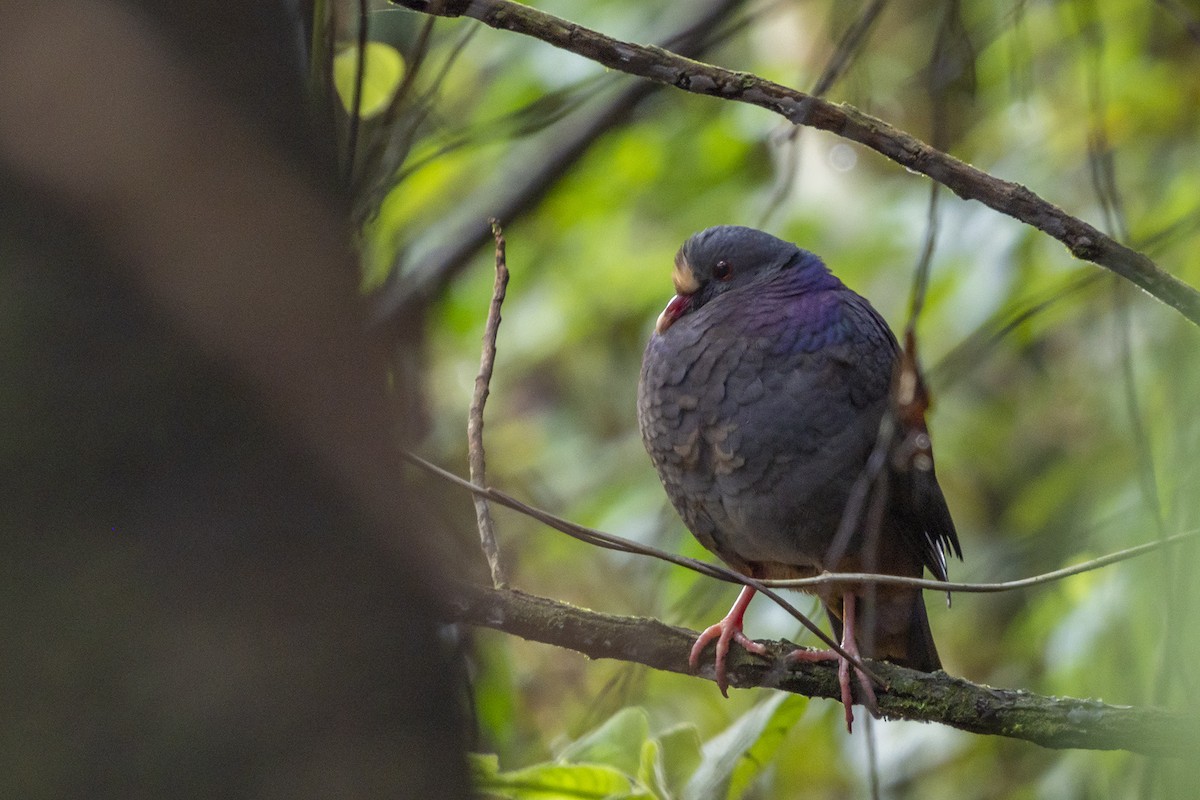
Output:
[
  {"xmin": 392, "ymin": 0, "xmax": 1200, "ymax": 327},
  {"xmin": 453, "ymin": 583, "xmax": 1197, "ymax": 757}
]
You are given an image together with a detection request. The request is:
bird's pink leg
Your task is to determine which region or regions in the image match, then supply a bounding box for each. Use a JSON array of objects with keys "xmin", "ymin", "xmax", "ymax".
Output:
[
  {"xmin": 786, "ymin": 593, "xmax": 877, "ymax": 733},
  {"xmin": 690, "ymin": 585, "xmax": 769, "ymax": 697}
]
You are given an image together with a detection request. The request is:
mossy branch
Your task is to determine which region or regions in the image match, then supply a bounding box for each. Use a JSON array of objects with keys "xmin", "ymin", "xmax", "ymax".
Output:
[{"xmin": 451, "ymin": 583, "xmax": 1198, "ymax": 758}]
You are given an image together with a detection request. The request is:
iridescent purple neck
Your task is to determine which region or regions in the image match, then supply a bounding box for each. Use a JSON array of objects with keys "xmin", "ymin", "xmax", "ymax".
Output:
[
  {"xmin": 779, "ymin": 249, "xmax": 842, "ymax": 293},
  {"xmin": 756, "ymin": 253, "xmax": 853, "ymax": 354}
]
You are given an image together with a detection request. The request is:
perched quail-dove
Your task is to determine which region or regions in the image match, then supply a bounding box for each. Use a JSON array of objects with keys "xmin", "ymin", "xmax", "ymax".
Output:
[{"xmin": 638, "ymin": 226, "xmax": 961, "ymax": 730}]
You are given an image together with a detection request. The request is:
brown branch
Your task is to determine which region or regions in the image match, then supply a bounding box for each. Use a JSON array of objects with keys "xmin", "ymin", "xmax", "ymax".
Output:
[
  {"xmin": 467, "ymin": 220, "xmax": 509, "ymax": 588},
  {"xmin": 391, "ymin": 0, "xmax": 1200, "ymax": 327},
  {"xmin": 452, "ymin": 583, "xmax": 1199, "ymax": 757},
  {"xmin": 409, "ymin": 451, "xmax": 1195, "ymax": 750}
]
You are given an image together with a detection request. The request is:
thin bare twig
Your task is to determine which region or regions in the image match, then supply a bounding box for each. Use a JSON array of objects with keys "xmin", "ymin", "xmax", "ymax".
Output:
[
  {"xmin": 770, "ymin": 528, "xmax": 1199, "ymax": 592},
  {"xmin": 822, "ymin": 408, "xmax": 891, "ymax": 575},
  {"xmin": 390, "ymin": 0, "xmax": 1200, "ymax": 327},
  {"xmin": 407, "ymin": 447, "xmax": 1199, "ymax": 596},
  {"xmin": 400, "ymin": 450, "xmax": 879, "ymax": 684},
  {"xmin": 468, "ymin": 220, "xmax": 509, "ymax": 588}
]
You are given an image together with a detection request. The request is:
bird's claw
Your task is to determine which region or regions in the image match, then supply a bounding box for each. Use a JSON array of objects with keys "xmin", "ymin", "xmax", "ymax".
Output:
[
  {"xmin": 690, "ymin": 586, "xmax": 768, "ymax": 696},
  {"xmin": 787, "ymin": 646, "xmax": 877, "ymax": 732},
  {"xmin": 786, "ymin": 595, "xmax": 878, "ymax": 733},
  {"xmin": 690, "ymin": 617, "xmax": 768, "ymax": 698}
]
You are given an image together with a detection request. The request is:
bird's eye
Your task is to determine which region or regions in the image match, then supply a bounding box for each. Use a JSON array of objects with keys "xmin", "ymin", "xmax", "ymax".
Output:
[{"xmin": 713, "ymin": 260, "xmax": 733, "ymax": 281}]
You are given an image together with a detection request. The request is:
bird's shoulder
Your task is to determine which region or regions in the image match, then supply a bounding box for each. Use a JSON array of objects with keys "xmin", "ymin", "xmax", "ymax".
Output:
[
  {"xmin": 642, "ymin": 284, "xmax": 897, "ymax": 404},
  {"xmin": 728, "ymin": 284, "xmax": 898, "ymax": 400}
]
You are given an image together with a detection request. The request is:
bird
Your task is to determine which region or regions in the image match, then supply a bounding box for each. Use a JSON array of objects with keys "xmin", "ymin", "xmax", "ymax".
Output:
[{"xmin": 637, "ymin": 225, "xmax": 961, "ymax": 730}]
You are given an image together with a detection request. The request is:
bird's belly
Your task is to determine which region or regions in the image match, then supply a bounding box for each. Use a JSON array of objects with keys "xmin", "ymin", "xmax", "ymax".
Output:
[
  {"xmin": 639, "ymin": 317, "xmax": 887, "ymax": 575},
  {"xmin": 659, "ymin": 412, "xmax": 875, "ymax": 571},
  {"xmin": 706, "ymin": 487, "xmax": 849, "ymax": 570}
]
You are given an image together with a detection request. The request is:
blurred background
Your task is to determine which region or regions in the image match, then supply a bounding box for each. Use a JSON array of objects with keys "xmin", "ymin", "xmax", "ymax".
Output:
[
  {"xmin": 357, "ymin": 0, "xmax": 1200, "ymax": 796},
  {"xmin": 2, "ymin": 0, "xmax": 1196, "ymax": 796}
]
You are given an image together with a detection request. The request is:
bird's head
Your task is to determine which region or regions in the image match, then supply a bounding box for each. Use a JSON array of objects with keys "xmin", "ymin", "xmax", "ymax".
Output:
[{"xmin": 654, "ymin": 225, "xmax": 827, "ymax": 334}]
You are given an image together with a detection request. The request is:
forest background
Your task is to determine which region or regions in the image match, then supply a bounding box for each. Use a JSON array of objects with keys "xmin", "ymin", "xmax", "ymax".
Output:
[
  {"xmin": 362, "ymin": 0, "xmax": 1200, "ymax": 797},
  {"xmin": 2, "ymin": 0, "xmax": 1198, "ymax": 797}
]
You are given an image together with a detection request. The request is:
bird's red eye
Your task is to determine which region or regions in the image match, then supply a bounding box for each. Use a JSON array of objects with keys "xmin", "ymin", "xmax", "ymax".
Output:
[{"xmin": 713, "ymin": 260, "xmax": 733, "ymax": 281}]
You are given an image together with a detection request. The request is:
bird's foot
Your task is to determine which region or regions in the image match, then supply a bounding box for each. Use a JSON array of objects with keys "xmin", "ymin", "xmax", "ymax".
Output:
[
  {"xmin": 787, "ymin": 646, "xmax": 877, "ymax": 733},
  {"xmin": 690, "ymin": 585, "xmax": 768, "ymax": 698},
  {"xmin": 785, "ymin": 595, "xmax": 877, "ymax": 733}
]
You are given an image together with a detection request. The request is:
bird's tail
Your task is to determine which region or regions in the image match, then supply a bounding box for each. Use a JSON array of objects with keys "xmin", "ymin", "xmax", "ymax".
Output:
[{"xmin": 893, "ymin": 591, "xmax": 941, "ymax": 671}]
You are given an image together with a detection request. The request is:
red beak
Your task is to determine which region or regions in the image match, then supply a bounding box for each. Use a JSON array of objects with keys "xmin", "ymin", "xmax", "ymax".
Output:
[{"xmin": 655, "ymin": 293, "xmax": 693, "ymax": 334}]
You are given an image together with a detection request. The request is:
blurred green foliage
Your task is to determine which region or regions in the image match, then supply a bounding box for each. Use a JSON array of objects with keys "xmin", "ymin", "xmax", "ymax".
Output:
[
  {"xmin": 358, "ymin": 0, "xmax": 1200, "ymax": 795},
  {"xmin": 334, "ymin": 41, "xmax": 405, "ymax": 117}
]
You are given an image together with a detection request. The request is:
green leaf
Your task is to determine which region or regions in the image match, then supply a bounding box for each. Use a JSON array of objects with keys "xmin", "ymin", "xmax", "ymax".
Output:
[
  {"xmin": 558, "ymin": 707, "xmax": 651, "ymax": 777},
  {"xmin": 656, "ymin": 724, "xmax": 703, "ymax": 799},
  {"xmin": 683, "ymin": 694, "xmax": 808, "ymax": 800},
  {"xmin": 636, "ymin": 737, "xmax": 669, "ymax": 800},
  {"xmin": 471, "ymin": 753, "xmax": 636, "ymax": 799},
  {"xmin": 472, "ymin": 752, "xmax": 502, "ymax": 780},
  {"xmin": 725, "ymin": 697, "xmax": 807, "ymax": 800},
  {"xmin": 332, "ymin": 42, "xmax": 405, "ymax": 118}
]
